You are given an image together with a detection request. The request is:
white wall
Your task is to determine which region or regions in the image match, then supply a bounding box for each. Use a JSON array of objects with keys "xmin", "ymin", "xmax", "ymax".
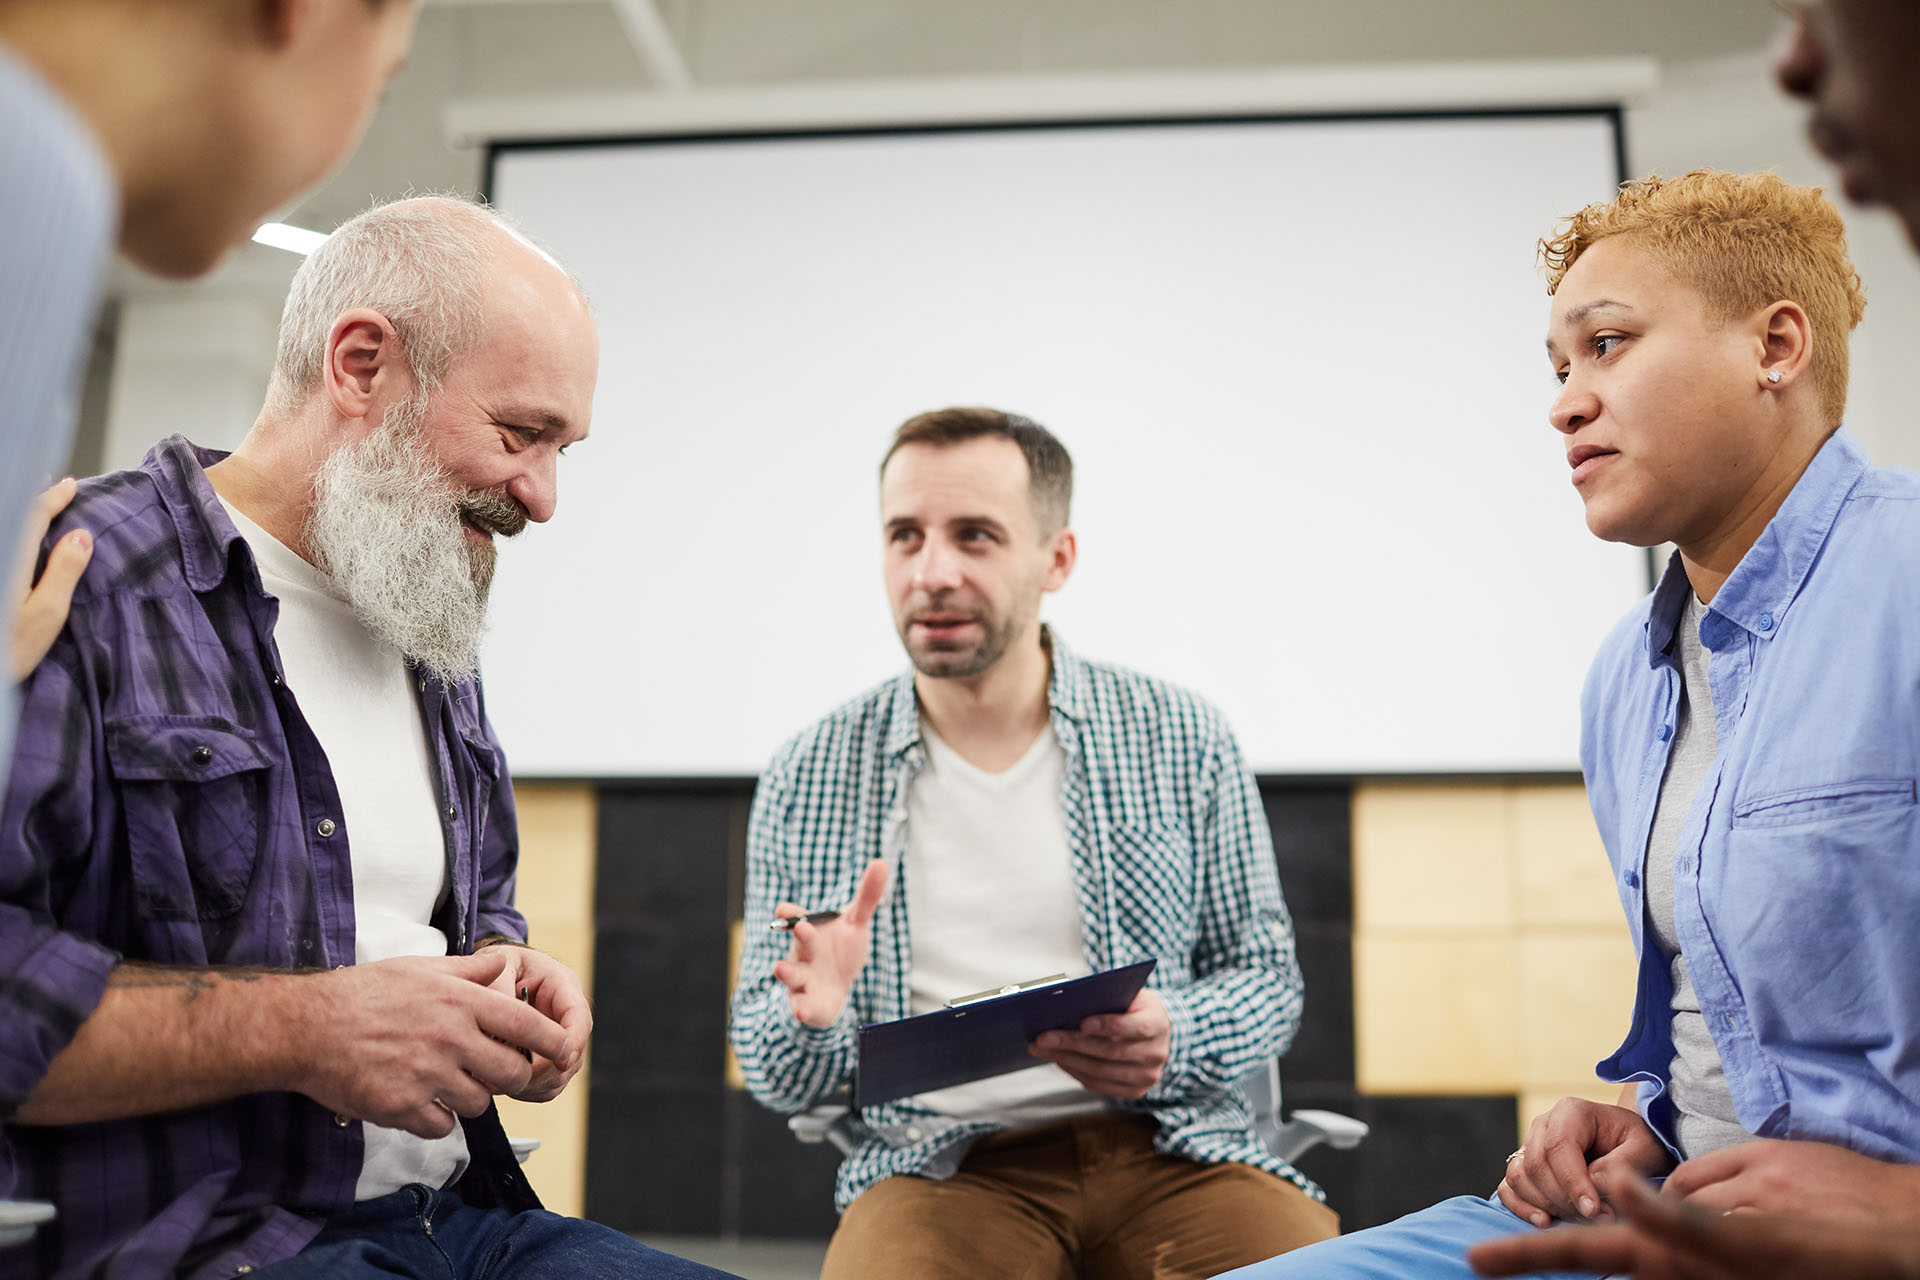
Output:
[
  {"xmin": 100, "ymin": 296, "xmax": 281, "ymax": 472},
  {"xmin": 483, "ymin": 112, "xmax": 1644, "ymax": 777}
]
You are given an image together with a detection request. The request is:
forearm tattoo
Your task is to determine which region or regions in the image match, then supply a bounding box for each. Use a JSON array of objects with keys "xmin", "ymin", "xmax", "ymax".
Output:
[{"xmin": 107, "ymin": 963, "xmax": 316, "ymax": 1003}]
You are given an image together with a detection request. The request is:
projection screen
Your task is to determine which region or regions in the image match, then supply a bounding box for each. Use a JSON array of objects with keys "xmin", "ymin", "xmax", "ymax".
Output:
[{"xmin": 482, "ymin": 110, "xmax": 1642, "ymax": 777}]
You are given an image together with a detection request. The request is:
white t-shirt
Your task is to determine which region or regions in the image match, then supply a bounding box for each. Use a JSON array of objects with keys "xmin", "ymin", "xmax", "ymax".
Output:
[
  {"xmin": 221, "ymin": 500, "xmax": 469, "ymax": 1198},
  {"xmin": 905, "ymin": 719, "xmax": 1110, "ymax": 1126}
]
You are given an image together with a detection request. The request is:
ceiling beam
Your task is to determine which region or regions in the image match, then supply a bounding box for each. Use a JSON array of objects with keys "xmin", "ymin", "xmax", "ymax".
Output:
[
  {"xmin": 608, "ymin": 0, "xmax": 693, "ymax": 91},
  {"xmin": 448, "ymin": 57, "xmax": 1658, "ymax": 145}
]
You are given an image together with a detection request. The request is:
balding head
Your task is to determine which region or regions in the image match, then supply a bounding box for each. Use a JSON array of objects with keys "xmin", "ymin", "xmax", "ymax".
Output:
[{"xmin": 265, "ymin": 195, "xmax": 585, "ymax": 417}]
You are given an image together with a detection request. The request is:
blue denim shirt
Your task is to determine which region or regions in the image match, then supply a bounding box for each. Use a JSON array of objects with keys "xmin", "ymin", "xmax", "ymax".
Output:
[{"xmin": 1584, "ymin": 428, "xmax": 1920, "ymax": 1165}]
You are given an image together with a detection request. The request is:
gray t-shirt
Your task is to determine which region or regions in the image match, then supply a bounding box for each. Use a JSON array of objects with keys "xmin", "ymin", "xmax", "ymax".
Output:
[{"xmin": 1644, "ymin": 590, "xmax": 1753, "ymax": 1159}]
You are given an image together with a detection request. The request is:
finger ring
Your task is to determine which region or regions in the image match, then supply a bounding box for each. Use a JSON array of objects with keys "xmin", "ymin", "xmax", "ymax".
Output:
[{"xmin": 1506, "ymin": 1148, "xmax": 1525, "ymax": 1164}]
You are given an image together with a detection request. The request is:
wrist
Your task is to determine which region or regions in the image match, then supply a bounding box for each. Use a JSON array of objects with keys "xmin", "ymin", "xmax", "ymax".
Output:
[{"xmin": 232, "ymin": 969, "xmax": 328, "ymax": 1096}]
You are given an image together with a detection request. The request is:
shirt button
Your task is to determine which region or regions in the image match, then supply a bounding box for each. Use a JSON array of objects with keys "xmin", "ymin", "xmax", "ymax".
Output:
[
  {"xmin": 1624, "ymin": 870, "xmax": 1640, "ymax": 889},
  {"xmin": 191, "ymin": 745, "xmax": 213, "ymax": 766},
  {"xmin": 890, "ymin": 806, "xmax": 907, "ymax": 823},
  {"xmin": 236, "ymin": 1267, "xmax": 253, "ymax": 1275},
  {"xmin": 269, "ymin": 674, "xmax": 282, "ymax": 688},
  {"xmin": 417, "ymin": 678, "xmax": 427, "ymax": 692},
  {"xmin": 1657, "ymin": 724, "xmax": 1673, "ymax": 742},
  {"xmin": 334, "ymin": 1112, "xmax": 351, "ymax": 1126},
  {"xmin": 904, "ymin": 1125, "xmax": 923, "ymax": 1142},
  {"xmin": 316, "ymin": 818, "xmax": 336, "ymax": 837},
  {"xmin": 1757, "ymin": 612, "xmax": 1774, "ymax": 631},
  {"xmin": 445, "ymin": 804, "xmax": 456, "ymax": 819}
]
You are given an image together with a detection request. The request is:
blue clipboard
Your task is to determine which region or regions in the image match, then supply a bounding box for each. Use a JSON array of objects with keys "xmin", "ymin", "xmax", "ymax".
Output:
[{"xmin": 854, "ymin": 958, "xmax": 1157, "ymax": 1109}]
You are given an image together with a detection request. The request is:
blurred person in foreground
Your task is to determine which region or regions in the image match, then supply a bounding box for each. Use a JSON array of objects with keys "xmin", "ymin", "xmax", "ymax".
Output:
[{"xmin": 0, "ymin": 0, "xmax": 425, "ymax": 770}]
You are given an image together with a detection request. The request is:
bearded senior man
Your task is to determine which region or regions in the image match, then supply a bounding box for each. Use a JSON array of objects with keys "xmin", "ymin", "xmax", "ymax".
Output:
[
  {"xmin": 729, "ymin": 407, "xmax": 1335, "ymax": 1279},
  {"xmin": 0, "ymin": 197, "xmax": 732, "ymax": 1280}
]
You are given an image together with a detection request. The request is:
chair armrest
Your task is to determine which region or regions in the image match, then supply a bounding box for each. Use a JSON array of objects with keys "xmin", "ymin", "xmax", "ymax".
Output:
[
  {"xmin": 787, "ymin": 1105, "xmax": 854, "ymax": 1154},
  {"xmin": 1271, "ymin": 1109, "xmax": 1370, "ymax": 1164},
  {"xmin": 0, "ymin": 1200, "xmax": 56, "ymax": 1248}
]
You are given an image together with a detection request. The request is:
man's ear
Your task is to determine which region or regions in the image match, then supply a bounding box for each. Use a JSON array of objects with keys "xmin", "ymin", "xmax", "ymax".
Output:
[
  {"xmin": 1757, "ymin": 299, "xmax": 1814, "ymax": 392},
  {"xmin": 1043, "ymin": 527, "xmax": 1078, "ymax": 593},
  {"xmin": 323, "ymin": 308, "xmax": 408, "ymax": 425}
]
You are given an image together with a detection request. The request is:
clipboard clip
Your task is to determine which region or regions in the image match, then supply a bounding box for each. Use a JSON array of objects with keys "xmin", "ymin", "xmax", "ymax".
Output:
[{"xmin": 945, "ymin": 973, "xmax": 1069, "ymax": 1009}]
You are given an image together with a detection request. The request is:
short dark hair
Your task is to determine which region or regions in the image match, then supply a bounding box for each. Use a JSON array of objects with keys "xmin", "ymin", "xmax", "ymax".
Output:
[{"xmin": 880, "ymin": 406, "xmax": 1073, "ymax": 533}]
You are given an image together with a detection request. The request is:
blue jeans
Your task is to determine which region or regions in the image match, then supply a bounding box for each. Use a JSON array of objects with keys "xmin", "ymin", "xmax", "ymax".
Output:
[
  {"xmin": 1212, "ymin": 1193, "xmax": 1607, "ymax": 1279},
  {"xmin": 251, "ymin": 1185, "xmax": 741, "ymax": 1280}
]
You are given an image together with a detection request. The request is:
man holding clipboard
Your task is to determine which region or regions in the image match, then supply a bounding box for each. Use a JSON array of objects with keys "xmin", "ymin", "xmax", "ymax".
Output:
[{"xmin": 728, "ymin": 408, "xmax": 1336, "ymax": 1278}]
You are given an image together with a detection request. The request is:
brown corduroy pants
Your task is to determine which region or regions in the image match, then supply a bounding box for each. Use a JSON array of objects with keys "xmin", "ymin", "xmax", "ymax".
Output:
[{"xmin": 820, "ymin": 1113, "xmax": 1338, "ymax": 1280}]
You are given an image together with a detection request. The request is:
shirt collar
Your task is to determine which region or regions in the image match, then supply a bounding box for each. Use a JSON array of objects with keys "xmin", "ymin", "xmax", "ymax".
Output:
[
  {"xmin": 882, "ymin": 624, "xmax": 1088, "ymax": 759},
  {"xmin": 140, "ymin": 435, "xmax": 248, "ymax": 593},
  {"xmin": 1644, "ymin": 426, "xmax": 1868, "ymax": 666}
]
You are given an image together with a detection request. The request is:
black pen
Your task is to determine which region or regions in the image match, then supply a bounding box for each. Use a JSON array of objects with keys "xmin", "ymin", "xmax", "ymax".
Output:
[
  {"xmin": 768, "ymin": 910, "xmax": 840, "ymax": 932},
  {"xmin": 517, "ymin": 987, "xmax": 532, "ymax": 1062}
]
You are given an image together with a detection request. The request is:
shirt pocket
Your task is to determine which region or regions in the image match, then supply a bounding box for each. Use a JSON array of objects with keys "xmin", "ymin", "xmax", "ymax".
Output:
[
  {"xmin": 1730, "ymin": 778, "xmax": 1917, "ymax": 830},
  {"xmin": 106, "ymin": 714, "xmax": 274, "ymax": 920},
  {"xmin": 1109, "ymin": 823, "xmax": 1196, "ymax": 961}
]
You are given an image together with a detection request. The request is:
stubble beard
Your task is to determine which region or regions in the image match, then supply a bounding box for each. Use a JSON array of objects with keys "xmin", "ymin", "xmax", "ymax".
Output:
[{"xmin": 899, "ymin": 604, "xmax": 1018, "ymax": 680}]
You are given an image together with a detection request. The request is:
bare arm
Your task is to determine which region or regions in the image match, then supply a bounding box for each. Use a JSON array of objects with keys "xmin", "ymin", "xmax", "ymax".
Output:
[{"xmin": 15, "ymin": 951, "xmax": 569, "ymax": 1138}]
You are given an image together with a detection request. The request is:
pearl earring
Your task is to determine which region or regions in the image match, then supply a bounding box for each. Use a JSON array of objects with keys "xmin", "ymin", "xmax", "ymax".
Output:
[{"xmin": 1767, "ymin": 370, "xmax": 1782, "ymax": 384}]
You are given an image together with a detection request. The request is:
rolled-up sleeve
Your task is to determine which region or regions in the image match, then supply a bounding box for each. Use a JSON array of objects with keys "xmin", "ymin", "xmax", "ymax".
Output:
[
  {"xmin": 0, "ymin": 650, "xmax": 118, "ymax": 1117},
  {"xmin": 728, "ymin": 753, "xmax": 861, "ymax": 1113},
  {"xmin": 1151, "ymin": 722, "xmax": 1303, "ymax": 1103}
]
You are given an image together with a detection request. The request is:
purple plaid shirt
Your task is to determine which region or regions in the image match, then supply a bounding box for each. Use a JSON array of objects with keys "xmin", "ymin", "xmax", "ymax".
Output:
[{"xmin": 0, "ymin": 437, "xmax": 534, "ymax": 1278}]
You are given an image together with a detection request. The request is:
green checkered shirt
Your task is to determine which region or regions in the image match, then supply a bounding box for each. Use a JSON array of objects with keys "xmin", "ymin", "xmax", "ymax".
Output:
[{"xmin": 728, "ymin": 631, "xmax": 1319, "ymax": 1211}]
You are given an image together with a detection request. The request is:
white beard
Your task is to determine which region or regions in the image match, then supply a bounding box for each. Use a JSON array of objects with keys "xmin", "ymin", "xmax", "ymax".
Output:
[{"xmin": 306, "ymin": 393, "xmax": 505, "ymax": 684}]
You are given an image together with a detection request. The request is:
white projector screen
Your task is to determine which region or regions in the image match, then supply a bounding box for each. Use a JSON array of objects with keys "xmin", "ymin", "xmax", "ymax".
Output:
[{"xmin": 483, "ymin": 112, "xmax": 1644, "ymax": 777}]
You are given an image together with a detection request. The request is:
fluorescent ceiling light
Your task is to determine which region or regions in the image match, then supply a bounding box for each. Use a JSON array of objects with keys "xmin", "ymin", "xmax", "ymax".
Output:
[{"xmin": 252, "ymin": 222, "xmax": 329, "ymax": 255}]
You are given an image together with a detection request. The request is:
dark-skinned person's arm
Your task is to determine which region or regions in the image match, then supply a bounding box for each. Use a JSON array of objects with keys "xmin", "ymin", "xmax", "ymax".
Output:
[{"xmin": 1471, "ymin": 1170, "xmax": 1920, "ymax": 1280}]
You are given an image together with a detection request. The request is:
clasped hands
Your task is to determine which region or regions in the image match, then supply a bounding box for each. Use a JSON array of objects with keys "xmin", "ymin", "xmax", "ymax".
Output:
[
  {"xmin": 770, "ymin": 858, "xmax": 1170, "ymax": 1099},
  {"xmin": 295, "ymin": 942, "xmax": 591, "ymax": 1140}
]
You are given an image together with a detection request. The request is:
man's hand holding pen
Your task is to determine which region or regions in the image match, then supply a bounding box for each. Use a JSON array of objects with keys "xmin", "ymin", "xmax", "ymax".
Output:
[{"xmin": 771, "ymin": 858, "xmax": 891, "ymax": 1028}]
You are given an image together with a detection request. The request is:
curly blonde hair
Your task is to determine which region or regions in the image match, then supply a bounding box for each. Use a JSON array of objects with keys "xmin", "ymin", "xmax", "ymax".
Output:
[{"xmin": 1540, "ymin": 169, "xmax": 1866, "ymax": 426}]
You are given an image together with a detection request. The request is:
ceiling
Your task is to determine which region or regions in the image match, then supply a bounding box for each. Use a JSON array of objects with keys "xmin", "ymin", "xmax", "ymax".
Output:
[
  {"xmin": 298, "ymin": 0, "xmax": 1785, "ymax": 224},
  {"xmin": 105, "ymin": 0, "xmax": 1788, "ymax": 302}
]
